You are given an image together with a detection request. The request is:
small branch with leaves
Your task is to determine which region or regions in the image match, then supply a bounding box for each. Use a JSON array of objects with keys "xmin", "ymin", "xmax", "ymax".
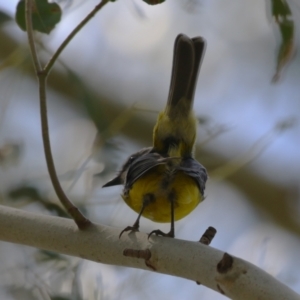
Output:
[{"xmin": 22, "ymin": 0, "xmax": 110, "ymax": 229}]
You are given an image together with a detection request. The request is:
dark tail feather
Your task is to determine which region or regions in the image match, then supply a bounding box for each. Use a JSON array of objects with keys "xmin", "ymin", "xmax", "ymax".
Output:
[
  {"xmin": 166, "ymin": 34, "xmax": 206, "ymax": 114},
  {"xmin": 166, "ymin": 34, "xmax": 194, "ymax": 111},
  {"xmin": 186, "ymin": 37, "xmax": 206, "ymax": 102}
]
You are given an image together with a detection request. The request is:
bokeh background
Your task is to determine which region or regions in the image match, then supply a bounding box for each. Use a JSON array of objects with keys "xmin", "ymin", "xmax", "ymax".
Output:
[{"xmin": 0, "ymin": 0, "xmax": 300, "ymax": 299}]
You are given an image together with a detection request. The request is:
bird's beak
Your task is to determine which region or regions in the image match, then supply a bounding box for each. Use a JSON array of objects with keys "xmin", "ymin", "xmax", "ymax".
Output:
[{"xmin": 102, "ymin": 176, "xmax": 123, "ymax": 188}]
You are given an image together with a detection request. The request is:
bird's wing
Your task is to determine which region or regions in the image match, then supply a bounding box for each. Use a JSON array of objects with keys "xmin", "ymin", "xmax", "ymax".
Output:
[
  {"xmin": 125, "ymin": 152, "xmax": 167, "ymax": 188},
  {"xmin": 178, "ymin": 157, "xmax": 208, "ymax": 195}
]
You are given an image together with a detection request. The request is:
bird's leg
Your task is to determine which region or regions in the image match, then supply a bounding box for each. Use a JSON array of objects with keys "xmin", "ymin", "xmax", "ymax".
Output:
[
  {"xmin": 148, "ymin": 191, "xmax": 175, "ymax": 238},
  {"xmin": 119, "ymin": 193, "xmax": 154, "ymax": 238}
]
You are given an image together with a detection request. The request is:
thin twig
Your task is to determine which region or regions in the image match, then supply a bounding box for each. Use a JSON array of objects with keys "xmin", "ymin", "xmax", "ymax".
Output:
[
  {"xmin": 24, "ymin": 0, "xmax": 111, "ymax": 229},
  {"xmin": 199, "ymin": 226, "xmax": 217, "ymax": 245},
  {"xmin": 37, "ymin": 73, "xmax": 91, "ymax": 229},
  {"xmin": 25, "ymin": 0, "xmax": 41, "ymax": 72},
  {"xmin": 44, "ymin": 0, "xmax": 110, "ymax": 73}
]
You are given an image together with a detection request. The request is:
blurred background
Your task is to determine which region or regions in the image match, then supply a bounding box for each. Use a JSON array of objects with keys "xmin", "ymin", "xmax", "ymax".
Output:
[{"xmin": 0, "ymin": 0, "xmax": 300, "ymax": 299}]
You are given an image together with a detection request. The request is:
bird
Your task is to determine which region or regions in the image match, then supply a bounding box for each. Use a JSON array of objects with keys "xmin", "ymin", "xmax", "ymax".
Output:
[{"xmin": 102, "ymin": 34, "xmax": 208, "ymax": 238}]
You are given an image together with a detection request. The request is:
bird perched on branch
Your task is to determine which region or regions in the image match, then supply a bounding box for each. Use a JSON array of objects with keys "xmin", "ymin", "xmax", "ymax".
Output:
[{"xmin": 103, "ymin": 34, "xmax": 208, "ymax": 238}]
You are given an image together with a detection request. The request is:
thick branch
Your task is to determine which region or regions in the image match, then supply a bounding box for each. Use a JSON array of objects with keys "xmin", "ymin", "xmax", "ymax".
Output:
[{"xmin": 0, "ymin": 205, "xmax": 299, "ymax": 300}]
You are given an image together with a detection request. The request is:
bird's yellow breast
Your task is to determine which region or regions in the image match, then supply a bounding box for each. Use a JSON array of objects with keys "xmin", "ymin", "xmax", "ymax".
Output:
[{"xmin": 122, "ymin": 165, "xmax": 202, "ymax": 223}]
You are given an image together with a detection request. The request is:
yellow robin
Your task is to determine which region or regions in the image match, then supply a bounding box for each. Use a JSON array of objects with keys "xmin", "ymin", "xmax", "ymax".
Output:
[{"xmin": 103, "ymin": 34, "xmax": 207, "ymax": 238}]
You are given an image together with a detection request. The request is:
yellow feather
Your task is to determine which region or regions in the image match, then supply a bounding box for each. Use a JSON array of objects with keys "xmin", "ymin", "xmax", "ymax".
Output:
[{"xmin": 123, "ymin": 165, "xmax": 202, "ymax": 223}]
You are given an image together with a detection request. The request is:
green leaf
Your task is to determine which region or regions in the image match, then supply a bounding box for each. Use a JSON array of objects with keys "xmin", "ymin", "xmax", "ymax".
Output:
[
  {"xmin": 279, "ymin": 19, "xmax": 294, "ymax": 42},
  {"xmin": 0, "ymin": 10, "xmax": 12, "ymax": 25},
  {"xmin": 270, "ymin": 0, "xmax": 296, "ymax": 82},
  {"xmin": 15, "ymin": 0, "xmax": 62, "ymax": 34},
  {"xmin": 51, "ymin": 297, "xmax": 72, "ymax": 300},
  {"xmin": 42, "ymin": 201, "xmax": 70, "ymax": 217},
  {"xmin": 35, "ymin": 250, "xmax": 69, "ymax": 263},
  {"xmin": 8, "ymin": 186, "xmax": 43, "ymax": 201},
  {"xmin": 271, "ymin": 0, "xmax": 291, "ymax": 21},
  {"xmin": 142, "ymin": 0, "xmax": 165, "ymax": 5},
  {"xmin": 8, "ymin": 185, "xmax": 70, "ymax": 217}
]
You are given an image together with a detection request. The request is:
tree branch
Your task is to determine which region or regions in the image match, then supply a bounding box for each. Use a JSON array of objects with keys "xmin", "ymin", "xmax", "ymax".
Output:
[
  {"xmin": 0, "ymin": 205, "xmax": 298, "ymax": 300},
  {"xmin": 24, "ymin": 0, "xmax": 110, "ymax": 229}
]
